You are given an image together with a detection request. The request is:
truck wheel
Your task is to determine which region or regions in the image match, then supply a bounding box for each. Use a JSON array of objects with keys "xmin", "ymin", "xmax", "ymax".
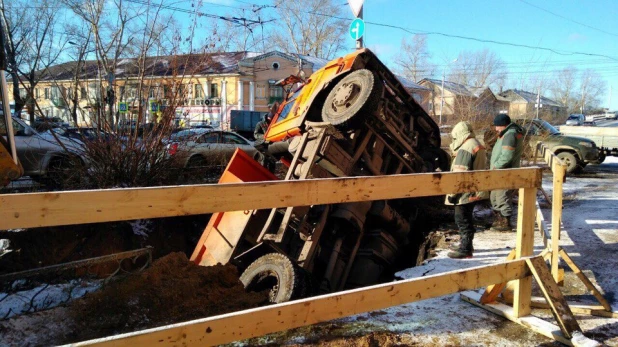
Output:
[
  {"xmin": 321, "ymin": 69, "xmax": 383, "ymax": 129},
  {"xmin": 557, "ymin": 152, "xmax": 582, "ymax": 174},
  {"xmin": 240, "ymin": 253, "xmax": 301, "ymax": 303}
]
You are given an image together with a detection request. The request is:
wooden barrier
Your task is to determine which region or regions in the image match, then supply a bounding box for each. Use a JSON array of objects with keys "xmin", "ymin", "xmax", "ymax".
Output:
[
  {"xmin": 475, "ymin": 143, "xmax": 614, "ymax": 324},
  {"xmin": 72, "ymin": 258, "xmax": 533, "ymax": 347},
  {"xmin": 1, "ymin": 164, "xmax": 601, "ymax": 345},
  {"xmin": 0, "ymin": 168, "xmax": 540, "ymax": 230}
]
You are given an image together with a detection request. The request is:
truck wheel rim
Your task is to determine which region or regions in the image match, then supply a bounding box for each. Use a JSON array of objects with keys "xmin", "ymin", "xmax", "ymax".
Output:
[{"xmin": 331, "ymin": 81, "xmax": 361, "ymax": 113}]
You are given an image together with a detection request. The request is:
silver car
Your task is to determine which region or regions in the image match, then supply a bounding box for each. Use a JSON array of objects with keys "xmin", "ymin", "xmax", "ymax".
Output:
[
  {"xmin": 169, "ymin": 130, "xmax": 257, "ymax": 171},
  {"xmin": 566, "ymin": 114, "xmax": 584, "ymax": 126},
  {"xmin": 1, "ymin": 117, "xmax": 85, "ymax": 186}
]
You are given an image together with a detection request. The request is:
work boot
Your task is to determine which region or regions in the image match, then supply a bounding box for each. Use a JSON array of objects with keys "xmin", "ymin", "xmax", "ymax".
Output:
[
  {"xmin": 449, "ymin": 243, "xmax": 474, "ymax": 252},
  {"xmin": 490, "ymin": 214, "xmax": 513, "ymax": 232},
  {"xmin": 448, "ymin": 248, "xmax": 473, "ymax": 259}
]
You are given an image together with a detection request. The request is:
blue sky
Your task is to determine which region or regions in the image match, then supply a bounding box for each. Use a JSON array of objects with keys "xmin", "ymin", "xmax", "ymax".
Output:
[{"xmin": 122, "ymin": 0, "xmax": 618, "ymax": 109}]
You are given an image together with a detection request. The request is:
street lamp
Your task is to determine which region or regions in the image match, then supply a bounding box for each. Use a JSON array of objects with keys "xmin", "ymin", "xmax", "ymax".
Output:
[{"xmin": 440, "ymin": 58, "xmax": 458, "ymax": 125}]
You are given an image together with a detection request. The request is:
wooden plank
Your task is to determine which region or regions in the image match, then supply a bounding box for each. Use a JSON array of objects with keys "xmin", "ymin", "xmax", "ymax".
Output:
[
  {"xmin": 525, "ymin": 257, "xmax": 580, "ymax": 338},
  {"xmin": 536, "ymin": 202, "xmax": 550, "ymax": 248},
  {"xmin": 480, "ymin": 249, "xmax": 516, "ymax": 303},
  {"xmin": 71, "ymin": 258, "xmax": 533, "ymax": 347},
  {"xmin": 514, "ymin": 187, "xmax": 537, "ymax": 317},
  {"xmin": 559, "ymin": 248, "xmax": 613, "ymax": 311},
  {"xmin": 503, "ymin": 296, "xmax": 618, "ymax": 318},
  {"xmin": 551, "ymin": 161, "xmax": 565, "ymax": 282},
  {"xmin": 462, "ymin": 291, "xmax": 572, "ymax": 346},
  {"xmin": 0, "ymin": 167, "xmax": 542, "ymax": 230}
]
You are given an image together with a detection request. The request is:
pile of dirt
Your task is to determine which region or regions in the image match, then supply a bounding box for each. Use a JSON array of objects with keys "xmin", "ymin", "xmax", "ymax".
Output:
[{"xmin": 66, "ymin": 252, "xmax": 268, "ymax": 343}]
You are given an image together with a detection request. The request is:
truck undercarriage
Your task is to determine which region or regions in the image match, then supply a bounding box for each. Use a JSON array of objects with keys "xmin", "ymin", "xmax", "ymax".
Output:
[{"xmin": 191, "ymin": 49, "xmax": 449, "ymax": 303}]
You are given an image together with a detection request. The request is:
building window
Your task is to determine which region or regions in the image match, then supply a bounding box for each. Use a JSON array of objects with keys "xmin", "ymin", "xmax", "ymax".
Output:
[
  {"xmin": 149, "ymin": 87, "xmax": 157, "ymax": 99},
  {"xmin": 210, "ymin": 83, "xmax": 219, "ymax": 98},
  {"xmin": 194, "ymin": 84, "xmax": 204, "ymax": 99},
  {"xmin": 44, "ymin": 88, "xmax": 50, "ymax": 99},
  {"xmin": 80, "ymin": 87, "xmax": 87, "ymax": 99},
  {"xmin": 163, "ymin": 85, "xmax": 171, "ymax": 98},
  {"xmin": 19, "ymin": 88, "xmax": 27, "ymax": 99},
  {"xmin": 428, "ymin": 102, "xmax": 433, "ymax": 111},
  {"xmin": 35, "ymin": 88, "xmax": 40, "ymax": 99},
  {"xmin": 269, "ymin": 85, "xmax": 283, "ymax": 98},
  {"xmin": 256, "ymin": 84, "xmax": 266, "ymax": 99}
]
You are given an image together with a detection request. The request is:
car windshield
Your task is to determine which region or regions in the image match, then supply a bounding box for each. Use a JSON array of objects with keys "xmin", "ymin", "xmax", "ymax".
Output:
[
  {"xmin": 274, "ymin": 88, "xmax": 303, "ymax": 124},
  {"xmin": 536, "ymin": 120, "xmax": 560, "ymax": 135},
  {"xmin": 567, "ymin": 115, "xmax": 578, "ymax": 120}
]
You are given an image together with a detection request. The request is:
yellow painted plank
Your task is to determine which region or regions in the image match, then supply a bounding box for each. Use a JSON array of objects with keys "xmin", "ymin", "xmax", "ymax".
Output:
[
  {"xmin": 0, "ymin": 168, "xmax": 542, "ymax": 230},
  {"xmin": 71, "ymin": 258, "xmax": 533, "ymax": 346}
]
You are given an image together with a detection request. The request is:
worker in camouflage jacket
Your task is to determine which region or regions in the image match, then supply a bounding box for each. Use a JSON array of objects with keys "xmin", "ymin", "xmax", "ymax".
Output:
[
  {"xmin": 445, "ymin": 121, "xmax": 488, "ymax": 259},
  {"xmin": 489, "ymin": 114, "xmax": 524, "ymax": 232}
]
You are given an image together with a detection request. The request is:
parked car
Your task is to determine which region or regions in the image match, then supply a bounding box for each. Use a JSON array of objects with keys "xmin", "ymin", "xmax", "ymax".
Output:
[
  {"xmin": 51, "ymin": 127, "xmax": 114, "ymax": 143},
  {"xmin": 168, "ymin": 130, "xmax": 257, "ymax": 177},
  {"xmin": 32, "ymin": 117, "xmax": 68, "ymax": 131},
  {"xmin": 513, "ymin": 118, "xmax": 600, "ymax": 174},
  {"xmin": 190, "ymin": 123, "xmax": 215, "ymax": 130},
  {"xmin": 604, "ymin": 111, "xmax": 618, "ymax": 120},
  {"xmin": 169, "ymin": 128, "xmax": 211, "ymax": 142},
  {"xmin": 2, "ymin": 117, "xmax": 87, "ymax": 187},
  {"xmin": 565, "ymin": 114, "xmax": 584, "ymax": 126}
]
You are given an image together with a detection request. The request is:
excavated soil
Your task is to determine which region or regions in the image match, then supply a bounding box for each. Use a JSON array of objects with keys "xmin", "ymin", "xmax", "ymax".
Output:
[{"xmin": 63, "ymin": 252, "xmax": 268, "ymax": 343}]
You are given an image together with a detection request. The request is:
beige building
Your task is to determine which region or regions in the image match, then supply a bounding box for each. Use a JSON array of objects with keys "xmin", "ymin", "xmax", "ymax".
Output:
[
  {"xmin": 418, "ymin": 79, "xmax": 507, "ymax": 125},
  {"xmin": 497, "ymin": 89, "xmax": 567, "ymax": 121},
  {"xmin": 8, "ymin": 51, "xmax": 329, "ymax": 128}
]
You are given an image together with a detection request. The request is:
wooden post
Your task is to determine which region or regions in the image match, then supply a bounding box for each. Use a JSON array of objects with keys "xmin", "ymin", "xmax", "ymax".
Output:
[
  {"xmin": 551, "ymin": 161, "xmax": 566, "ymax": 282},
  {"xmin": 514, "ymin": 187, "xmax": 537, "ymax": 317}
]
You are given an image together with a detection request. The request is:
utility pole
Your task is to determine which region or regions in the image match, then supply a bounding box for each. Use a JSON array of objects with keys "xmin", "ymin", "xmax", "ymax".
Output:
[
  {"xmin": 356, "ymin": 6, "xmax": 363, "ymax": 49},
  {"xmin": 536, "ymin": 87, "xmax": 541, "ymax": 119},
  {"xmin": 440, "ymin": 70, "xmax": 445, "ymax": 125}
]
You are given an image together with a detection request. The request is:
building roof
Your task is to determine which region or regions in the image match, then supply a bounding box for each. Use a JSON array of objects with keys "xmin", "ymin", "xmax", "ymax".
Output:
[
  {"xmin": 419, "ymin": 78, "xmax": 477, "ymax": 97},
  {"xmin": 498, "ymin": 89, "xmax": 563, "ymax": 107},
  {"xmin": 395, "ymin": 75, "xmax": 431, "ymax": 91},
  {"xmin": 239, "ymin": 51, "xmax": 330, "ymax": 73},
  {"xmin": 35, "ymin": 51, "xmax": 257, "ymax": 82}
]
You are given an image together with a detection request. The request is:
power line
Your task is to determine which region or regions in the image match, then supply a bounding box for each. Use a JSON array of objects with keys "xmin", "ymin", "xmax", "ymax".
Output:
[
  {"xmin": 124, "ymin": 0, "xmax": 274, "ymax": 27},
  {"xmin": 278, "ymin": 7, "xmax": 618, "ymax": 63},
  {"xmin": 518, "ymin": 0, "xmax": 618, "ymax": 38}
]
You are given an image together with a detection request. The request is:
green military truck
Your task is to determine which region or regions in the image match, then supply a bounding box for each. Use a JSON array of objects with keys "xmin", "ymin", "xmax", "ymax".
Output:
[{"xmin": 514, "ymin": 118, "xmax": 601, "ymax": 174}]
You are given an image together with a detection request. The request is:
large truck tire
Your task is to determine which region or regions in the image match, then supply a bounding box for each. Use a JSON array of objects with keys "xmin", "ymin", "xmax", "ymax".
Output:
[
  {"xmin": 240, "ymin": 253, "xmax": 302, "ymax": 303},
  {"xmin": 321, "ymin": 69, "xmax": 383, "ymax": 129}
]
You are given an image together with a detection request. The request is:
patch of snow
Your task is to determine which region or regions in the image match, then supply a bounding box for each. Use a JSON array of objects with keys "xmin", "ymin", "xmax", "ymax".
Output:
[
  {"xmin": 0, "ymin": 280, "xmax": 101, "ymax": 319},
  {"xmin": 129, "ymin": 219, "xmax": 153, "ymax": 237}
]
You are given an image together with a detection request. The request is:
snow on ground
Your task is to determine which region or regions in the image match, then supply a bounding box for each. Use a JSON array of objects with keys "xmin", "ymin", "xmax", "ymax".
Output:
[
  {"xmin": 248, "ymin": 157, "xmax": 618, "ymax": 346},
  {"xmin": 0, "ymin": 280, "xmax": 101, "ymax": 319}
]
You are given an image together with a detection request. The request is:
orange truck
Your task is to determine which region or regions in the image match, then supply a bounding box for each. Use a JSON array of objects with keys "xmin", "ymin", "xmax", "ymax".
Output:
[{"xmin": 191, "ymin": 49, "xmax": 449, "ymax": 303}]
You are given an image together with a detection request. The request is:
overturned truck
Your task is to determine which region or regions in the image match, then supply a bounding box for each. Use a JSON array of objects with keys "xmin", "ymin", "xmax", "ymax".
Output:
[{"xmin": 191, "ymin": 49, "xmax": 450, "ymax": 303}]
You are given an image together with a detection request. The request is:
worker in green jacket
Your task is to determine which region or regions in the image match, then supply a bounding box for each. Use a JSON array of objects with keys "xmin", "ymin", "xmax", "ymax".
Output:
[
  {"xmin": 445, "ymin": 121, "xmax": 489, "ymax": 259},
  {"xmin": 489, "ymin": 114, "xmax": 524, "ymax": 231}
]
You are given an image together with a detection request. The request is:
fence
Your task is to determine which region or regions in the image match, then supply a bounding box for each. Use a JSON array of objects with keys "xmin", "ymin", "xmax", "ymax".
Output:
[{"xmin": 0, "ymin": 164, "xmax": 606, "ymax": 346}]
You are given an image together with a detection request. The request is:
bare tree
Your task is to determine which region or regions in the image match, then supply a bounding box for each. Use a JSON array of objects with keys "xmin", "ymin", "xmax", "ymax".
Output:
[
  {"xmin": 1, "ymin": 0, "xmax": 61, "ymax": 122},
  {"xmin": 394, "ymin": 35, "xmax": 434, "ymax": 82},
  {"xmin": 449, "ymin": 49, "xmax": 507, "ymax": 89},
  {"xmin": 549, "ymin": 66, "xmax": 578, "ymax": 112},
  {"xmin": 577, "ymin": 69, "xmax": 606, "ymax": 113},
  {"xmin": 205, "ymin": 8, "xmax": 272, "ymax": 53},
  {"xmin": 271, "ymin": 0, "xmax": 347, "ymax": 59}
]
